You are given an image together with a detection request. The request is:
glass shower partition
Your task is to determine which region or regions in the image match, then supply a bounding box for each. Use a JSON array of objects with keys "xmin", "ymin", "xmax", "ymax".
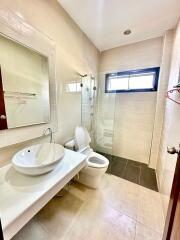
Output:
[
  {"xmin": 80, "ymin": 73, "xmax": 116, "ymax": 174},
  {"xmin": 93, "ymin": 71, "xmax": 116, "ymax": 173},
  {"xmin": 81, "ymin": 75, "xmax": 96, "ymax": 148}
]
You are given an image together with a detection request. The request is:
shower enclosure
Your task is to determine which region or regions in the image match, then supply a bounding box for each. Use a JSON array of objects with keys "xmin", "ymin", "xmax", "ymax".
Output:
[
  {"xmin": 81, "ymin": 75, "xmax": 95, "ymax": 131},
  {"xmin": 93, "ymin": 72, "xmax": 116, "ymax": 173},
  {"xmin": 80, "ymin": 71, "xmax": 158, "ymax": 192},
  {"xmin": 80, "ymin": 73, "xmax": 116, "ymax": 173},
  {"xmin": 81, "ymin": 71, "xmax": 157, "ymax": 168}
]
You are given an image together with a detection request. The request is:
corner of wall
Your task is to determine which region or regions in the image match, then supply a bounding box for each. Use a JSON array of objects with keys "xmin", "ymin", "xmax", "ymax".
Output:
[{"xmin": 149, "ymin": 30, "xmax": 174, "ymax": 169}]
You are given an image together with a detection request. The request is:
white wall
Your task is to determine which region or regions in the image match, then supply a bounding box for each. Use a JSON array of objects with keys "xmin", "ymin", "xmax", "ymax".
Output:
[
  {"xmin": 149, "ymin": 30, "xmax": 174, "ymax": 168},
  {"xmin": 0, "ymin": 0, "xmax": 99, "ymax": 166},
  {"xmin": 157, "ymin": 21, "xmax": 180, "ymax": 218},
  {"xmin": 97, "ymin": 37, "xmax": 163, "ymax": 164}
]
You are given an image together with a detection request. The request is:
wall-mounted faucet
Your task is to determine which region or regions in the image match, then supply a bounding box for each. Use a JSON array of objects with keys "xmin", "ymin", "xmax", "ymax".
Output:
[{"xmin": 43, "ymin": 127, "xmax": 53, "ymax": 143}]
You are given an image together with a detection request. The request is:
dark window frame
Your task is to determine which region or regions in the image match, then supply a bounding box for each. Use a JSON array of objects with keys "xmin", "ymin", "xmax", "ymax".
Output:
[{"xmin": 105, "ymin": 67, "xmax": 160, "ymax": 93}]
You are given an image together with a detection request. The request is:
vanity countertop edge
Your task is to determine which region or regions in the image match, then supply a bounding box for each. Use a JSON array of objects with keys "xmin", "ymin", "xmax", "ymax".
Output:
[{"xmin": 0, "ymin": 149, "xmax": 87, "ymax": 240}]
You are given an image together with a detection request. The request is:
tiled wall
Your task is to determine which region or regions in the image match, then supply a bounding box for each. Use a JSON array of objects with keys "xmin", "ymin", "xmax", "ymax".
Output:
[
  {"xmin": 149, "ymin": 30, "xmax": 174, "ymax": 168},
  {"xmin": 0, "ymin": 0, "xmax": 99, "ymax": 166},
  {"xmin": 97, "ymin": 38, "xmax": 163, "ymax": 164},
  {"xmin": 157, "ymin": 21, "xmax": 180, "ymax": 218}
]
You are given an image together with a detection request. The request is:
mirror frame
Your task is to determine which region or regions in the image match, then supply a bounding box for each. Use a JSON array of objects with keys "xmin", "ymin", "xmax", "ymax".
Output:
[
  {"xmin": 0, "ymin": 34, "xmax": 51, "ymax": 129},
  {"xmin": 0, "ymin": 9, "xmax": 57, "ymax": 148}
]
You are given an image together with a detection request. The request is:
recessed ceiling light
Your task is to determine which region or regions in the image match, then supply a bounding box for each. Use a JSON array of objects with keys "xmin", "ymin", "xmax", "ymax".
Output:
[{"xmin": 123, "ymin": 29, "xmax": 132, "ymax": 35}]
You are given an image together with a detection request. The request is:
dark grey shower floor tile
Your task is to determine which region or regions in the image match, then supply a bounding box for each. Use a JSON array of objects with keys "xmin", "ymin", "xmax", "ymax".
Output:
[
  {"xmin": 112, "ymin": 156, "xmax": 127, "ymax": 165},
  {"xmin": 96, "ymin": 151, "xmax": 158, "ymax": 192},
  {"xmin": 127, "ymin": 159, "xmax": 146, "ymax": 167},
  {"xmin": 140, "ymin": 166, "xmax": 158, "ymax": 192},
  {"xmin": 110, "ymin": 158, "xmax": 127, "ymax": 177},
  {"xmin": 122, "ymin": 164, "xmax": 140, "ymax": 184}
]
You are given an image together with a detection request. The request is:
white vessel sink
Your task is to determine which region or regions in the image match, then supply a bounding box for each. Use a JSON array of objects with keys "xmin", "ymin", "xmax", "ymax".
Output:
[{"xmin": 12, "ymin": 143, "xmax": 65, "ymax": 176}]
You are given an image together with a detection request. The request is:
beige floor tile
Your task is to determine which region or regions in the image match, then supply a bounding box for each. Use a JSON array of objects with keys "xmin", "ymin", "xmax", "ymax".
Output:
[
  {"xmin": 12, "ymin": 174, "xmax": 165, "ymax": 240},
  {"xmin": 12, "ymin": 218, "xmax": 57, "ymax": 240},
  {"xmin": 137, "ymin": 187, "xmax": 165, "ymax": 234},
  {"xmin": 62, "ymin": 178, "xmax": 137, "ymax": 240},
  {"xmin": 99, "ymin": 174, "xmax": 140, "ymax": 219},
  {"xmin": 35, "ymin": 190, "xmax": 84, "ymax": 238},
  {"xmin": 64, "ymin": 206, "xmax": 136, "ymax": 240},
  {"xmin": 135, "ymin": 223, "xmax": 162, "ymax": 240},
  {"xmin": 68, "ymin": 180, "xmax": 97, "ymax": 202}
]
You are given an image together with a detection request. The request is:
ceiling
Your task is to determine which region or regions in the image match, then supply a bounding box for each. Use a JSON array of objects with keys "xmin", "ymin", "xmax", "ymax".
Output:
[{"xmin": 58, "ymin": 0, "xmax": 180, "ymax": 51}]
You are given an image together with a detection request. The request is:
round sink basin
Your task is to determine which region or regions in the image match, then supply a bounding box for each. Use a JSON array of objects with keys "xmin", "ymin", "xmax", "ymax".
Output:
[{"xmin": 12, "ymin": 143, "xmax": 65, "ymax": 176}]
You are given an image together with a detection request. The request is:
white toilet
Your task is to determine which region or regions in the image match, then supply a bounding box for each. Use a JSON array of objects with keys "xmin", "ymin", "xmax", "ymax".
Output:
[{"xmin": 74, "ymin": 126, "xmax": 109, "ymax": 189}]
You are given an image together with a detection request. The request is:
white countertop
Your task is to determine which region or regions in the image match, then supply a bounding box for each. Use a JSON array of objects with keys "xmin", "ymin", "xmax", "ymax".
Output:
[{"xmin": 0, "ymin": 149, "xmax": 87, "ymax": 240}]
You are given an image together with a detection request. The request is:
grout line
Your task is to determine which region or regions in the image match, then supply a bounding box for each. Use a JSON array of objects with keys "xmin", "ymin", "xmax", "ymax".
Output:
[
  {"xmin": 135, "ymin": 218, "xmax": 164, "ymax": 236},
  {"xmin": 139, "ymin": 165, "xmax": 142, "ymax": 186},
  {"xmin": 106, "ymin": 153, "xmax": 158, "ymax": 192},
  {"xmin": 134, "ymin": 221, "xmax": 137, "ymax": 240},
  {"xmin": 121, "ymin": 159, "xmax": 128, "ymax": 178}
]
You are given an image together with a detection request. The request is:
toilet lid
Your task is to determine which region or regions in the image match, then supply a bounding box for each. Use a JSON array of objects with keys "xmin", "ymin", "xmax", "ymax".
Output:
[{"xmin": 75, "ymin": 126, "xmax": 91, "ymax": 151}]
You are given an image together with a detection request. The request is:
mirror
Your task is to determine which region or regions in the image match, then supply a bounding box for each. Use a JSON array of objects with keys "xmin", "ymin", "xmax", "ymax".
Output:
[{"xmin": 0, "ymin": 34, "xmax": 50, "ymax": 129}]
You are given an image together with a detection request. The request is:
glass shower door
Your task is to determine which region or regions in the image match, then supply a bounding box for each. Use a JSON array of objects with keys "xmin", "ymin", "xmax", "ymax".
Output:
[
  {"xmin": 93, "ymin": 72, "xmax": 116, "ymax": 174},
  {"xmin": 81, "ymin": 75, "xmax": 96, "ymax": 147}
]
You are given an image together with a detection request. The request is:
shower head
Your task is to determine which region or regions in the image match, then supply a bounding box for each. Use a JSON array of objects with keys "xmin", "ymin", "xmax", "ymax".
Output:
[{"xmin": 78, "ymin": 73, "xmax": 87, "ymax": 78}]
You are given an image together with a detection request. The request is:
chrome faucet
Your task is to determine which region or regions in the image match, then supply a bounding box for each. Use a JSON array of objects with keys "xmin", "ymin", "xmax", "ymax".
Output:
[{"xmin": 43, "ymin": 127, "xmax": 53, "ymax": 143}]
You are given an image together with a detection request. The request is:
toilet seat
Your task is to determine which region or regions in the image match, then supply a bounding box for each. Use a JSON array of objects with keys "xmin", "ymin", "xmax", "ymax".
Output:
[
  {"xmin": 87, "ymin": 152, "xmax": 109, "ymax": 168},
  {"xmin": 75, "ymin": 126, "xmax": 109, "ymax": 168},
  {"xmin": 74, "ymin": 126, "xmax": 109, "ymax": 188}
]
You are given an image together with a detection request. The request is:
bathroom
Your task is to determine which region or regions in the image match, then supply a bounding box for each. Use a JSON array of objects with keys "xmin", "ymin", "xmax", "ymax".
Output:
[{"xmin": 0, "ymin": 0, "xmax": 180, "ymax": 239}]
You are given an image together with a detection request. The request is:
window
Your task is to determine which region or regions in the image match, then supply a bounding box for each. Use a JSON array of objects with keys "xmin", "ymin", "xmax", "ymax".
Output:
[
  {"xmin": 66, "ymin": 82, "xmax": 81, "ymax": 93},
  {"xmin": 105, "ymin": 67, "xmax": 160, "ymax": 93}
]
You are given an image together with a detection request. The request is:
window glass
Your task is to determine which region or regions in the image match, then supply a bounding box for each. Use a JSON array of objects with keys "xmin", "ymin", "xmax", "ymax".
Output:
[
  {"xmin": 108, "ymin": 76, "xmax": 129, "ymax": 91},
  {"xmin": 129, "ymin": 73, "xmax": 154, "ymax": 89},
  {"xmin": 105, "ymin": 67, "xmax": 159, "ymax": 93}
]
